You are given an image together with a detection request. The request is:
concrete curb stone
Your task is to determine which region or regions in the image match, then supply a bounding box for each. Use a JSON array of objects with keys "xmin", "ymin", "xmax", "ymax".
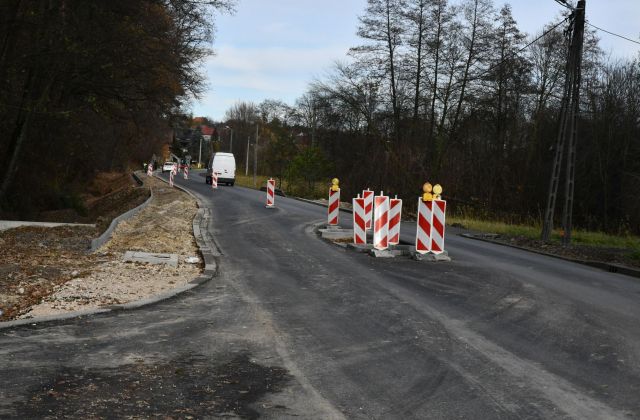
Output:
[
  {"xmin": 291, "ymin": 196, "xmax": 354, "ymax": 214},
  {"xmin": 90, "ymin": 188, "xmax": 153, "ymax": 251},
  {"xmin": 0, "ymin": 221, "xmax": 96, "ymax": 232},
  {"xmin": 460, "ymin": 233, "xmax": 640, "ymax": 279}
]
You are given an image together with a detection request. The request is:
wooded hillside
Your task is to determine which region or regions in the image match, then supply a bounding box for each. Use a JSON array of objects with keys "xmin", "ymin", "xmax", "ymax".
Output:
[
  {"xmin": 0, "ymin": 0, "xmax": 232, "ymax": 219},
  {"xmin": 228, "ymin": 0, "xmax": 640, "ymax": 235}
]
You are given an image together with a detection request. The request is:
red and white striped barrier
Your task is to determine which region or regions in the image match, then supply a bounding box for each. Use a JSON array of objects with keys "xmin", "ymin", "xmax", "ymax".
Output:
[
  {"xmin": 169, "ymin": 170, "xmax": 174, "ymax": 187},
  {"xmin": 266, "ymin": 178, "xmax": 275, "ymax": 207},
  {"xmin": 171, "ymin": 164, "xmax": 177, "ymax": 175},
  {"xmin": 388, "ymin": 196, "xmax": 402, "ymax": 245},
  {"xmin": 147, "ymin": 164, "xmax": 153, "ymax": 177},
  {"xmin": 362, "ymin": 189, "xmax": 373, "ymax": 230},
  {"xmin": 211, "ymin": 171, "xmax": 218, "ymax": 189},
  {"xmin": 328, "ymin": 188, "xmax": 340, "ymax": 226},
  {"xmin": 415, "ymin": 199, "xmax": 433, "ymax": 254},
  {"xmin": 352, "ymin": 195, "xmax": 367, "ymax": 244},
  {"xmin": 373, "ymin": 192, "xmax": 389, "ymax": 250},
  {"xmin": 431, "ymin": 200, "xmax": 447, "ymax": 254},
  {"xmin": 183, "ymin": 165, "xmax": 189, "ymax": 180}
]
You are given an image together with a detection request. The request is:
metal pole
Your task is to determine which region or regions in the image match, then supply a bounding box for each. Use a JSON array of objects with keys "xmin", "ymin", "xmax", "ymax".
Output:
[
  {"xmin": 253, "ymin": 124, "xmax": 258, "ymax": 188},
  {"xmin": 561, "ymin": 0, "xmax": 586, "ymax": 246},
  {"xmin": 198, "ymin": 137, "xmax": 202, "ymax": 168},
  {"xmin": 230, "ymin": 129, "xmax": 233, "ymax": 153},
  {"xmin": 245, "ymin": 136, "xmax": 250, "ymax": 176},
  {"xmin": 541, "ymin": 2, "xmax": 585, "ymax": 243}
]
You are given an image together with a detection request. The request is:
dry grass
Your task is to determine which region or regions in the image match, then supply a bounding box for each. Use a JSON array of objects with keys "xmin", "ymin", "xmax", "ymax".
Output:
[
  {"xmin": 448, "ymin": 215, "xmax": 640, "ymax": 257},
  {"xmin": 234, "ymin": 174, "xmax": 331, "ymax": 199}
]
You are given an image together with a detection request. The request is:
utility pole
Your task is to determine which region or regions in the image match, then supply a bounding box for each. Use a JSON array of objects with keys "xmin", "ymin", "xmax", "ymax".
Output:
[
  {"xmin": 541, "ymin": 0, "xmax": 586, "ymax": 244},
  {"xmin": 560, "ymin": 0, "xmax": 585, "ymax": 245},
  {"xmin": 245, "ymin": 136, "xmax": 250, "ymax": 176},
  {"xmin": 224, "ymin": 126, "xmax": 233, "ymax": 153},
  {"xmin": 253, "ymin": 124, "xmax": 258, "ymax": 188}
]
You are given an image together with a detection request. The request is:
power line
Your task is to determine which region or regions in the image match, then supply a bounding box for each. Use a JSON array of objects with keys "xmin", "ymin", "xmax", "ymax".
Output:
[
  {"xmin": 553, "ymin": 0, "xmax": 574, "ymax": 10},
  {"xmin": 473, "ymin": 17, "xmax": 570, "ymax": 82},
  {"xmin": 586, "ymin": 22, "xmax": 640, "ymax": 46},
  {"xmin": 439, "ymin": 16, "xmax": 570, "ymax": 93}
]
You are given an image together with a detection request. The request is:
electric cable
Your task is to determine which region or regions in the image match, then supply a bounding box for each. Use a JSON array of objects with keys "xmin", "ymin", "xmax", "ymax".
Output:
[
  {"xmin": 467, "ymin": 16, "xmax": 570, "ymax": 84},
  {"xmin": 586, "ymin": 22, "xmax": 640, "ymax": 46},
  {"xmin": 553, "ymin": 0, "xmax": 574, "ymax": 10}
]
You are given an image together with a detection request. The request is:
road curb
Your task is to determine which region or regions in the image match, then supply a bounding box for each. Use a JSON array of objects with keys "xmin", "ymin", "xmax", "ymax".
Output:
[
  {"xmin": 136, "ymin": 172, "xmax": 221, "ymax": 274},
  {"xmin": 0, "ymin": 173, "xmax": 219, "ymax": 330},
  {"xmin": 297, "ymin": 197, "xmax": 639, "ymax": 275},
  {"xmin": 90, "ymin": 188, "xmax": 153, "ymax": 251},
  {"xmin": 460, "ymin": 233, "xmax": 640, "ymax": 279},
  {"xmin": 290, "ymin": 196, "xmax": 354, "ymax": 213},
  {"xmin": 0, "ymin": 221, "xmax": 97, "ymax": 232},
  {"xmin": 301, "ymin": 198, "xmax": 421, "ymax": 250}
]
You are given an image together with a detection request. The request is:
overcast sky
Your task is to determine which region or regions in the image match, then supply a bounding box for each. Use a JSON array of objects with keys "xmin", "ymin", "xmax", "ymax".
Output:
[{"xmin": 192, "ymin": 0, "xmax": 640, "ymax": 120}]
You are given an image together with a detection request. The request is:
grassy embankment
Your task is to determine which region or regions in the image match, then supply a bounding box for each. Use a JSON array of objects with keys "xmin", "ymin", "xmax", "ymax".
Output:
[
  {"xmin": 234, "ymin": 174, "xmax": 328, "ymax": 199},
  {"xmin": 448, "ymin": 214, "xmax": 640, "ymax": 260}
]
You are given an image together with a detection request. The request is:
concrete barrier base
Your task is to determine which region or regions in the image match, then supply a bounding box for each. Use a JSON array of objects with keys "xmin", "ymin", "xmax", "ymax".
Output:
[
  {"xmin": 320, "ymin": 226, "xmax": 353, "ymax": 240},
  {"xmin": 123, "ymin": 251, "xmax": 179, "ymax": 267},
  {"xmin": 347, "ymin": 243, "xmax": 374, "ymax": 252},
  {"xmin": 411, "ymin": 250, "xmax": 451, "ymax": 262},
  {"xmin": 369, "ymin": 249, "xmax": 396, "ymax": 258}
]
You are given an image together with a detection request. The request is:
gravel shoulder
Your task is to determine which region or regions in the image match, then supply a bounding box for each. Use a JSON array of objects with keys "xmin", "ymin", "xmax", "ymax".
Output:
[{"xmin": 0, "ymin": 175, "xmax": 201, "ymax": 321}]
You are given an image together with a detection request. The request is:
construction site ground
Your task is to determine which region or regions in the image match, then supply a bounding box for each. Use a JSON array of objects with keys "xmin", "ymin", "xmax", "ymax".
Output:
[{"xmin": 0, "ymin": 174, "xmax": 200, "ymax": 321}]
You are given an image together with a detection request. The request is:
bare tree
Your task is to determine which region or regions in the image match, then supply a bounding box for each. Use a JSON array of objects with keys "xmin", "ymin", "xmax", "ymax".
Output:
[{"xmin": 351, "ymin": 0, "xmax": 406, "ymax": 141}]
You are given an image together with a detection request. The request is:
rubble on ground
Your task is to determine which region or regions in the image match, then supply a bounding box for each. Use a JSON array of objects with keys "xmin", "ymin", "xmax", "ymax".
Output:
[{"xmin": 0, "ymin": 176, "xmax": 201, "ymax": 321}]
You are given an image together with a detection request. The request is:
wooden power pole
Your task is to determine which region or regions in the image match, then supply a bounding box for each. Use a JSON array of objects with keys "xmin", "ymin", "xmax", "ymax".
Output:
[{"xmin": 541, "ymin": 0, "xmax": 586, "ymax": 244}]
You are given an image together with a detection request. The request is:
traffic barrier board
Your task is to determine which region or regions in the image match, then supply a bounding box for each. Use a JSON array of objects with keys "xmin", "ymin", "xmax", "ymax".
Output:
[
  {"xmin": 211, "ymin": 171, "xmax": 218, "ymax": 189},
  {"xmin": 266, "ymin": 178, "xmax": 275, "ymax": 207},
  {"xmin": 416, "ymin": 198, "xmax": 432, "ymax": 254},
  {"xmin": 362, "ymin": 189, "xmax": 373, "ymax": 230},
  {"xmin": 328, "ymin": 188, "xmax": 340, "ymax": 226},
  {"xmin": 389, "ymin": 197, "xmax": 402, "ymax": 245},
  {"xmin": 373, "ymin": 192, "xmax": 389, "ymax": 250},
  {"xmin": 353, "ymin": 196, "xmax": 367, "ymax": 244},
  {"xmin": 431, "ymin": 200, "xmax": 447, "ymax": 254}
]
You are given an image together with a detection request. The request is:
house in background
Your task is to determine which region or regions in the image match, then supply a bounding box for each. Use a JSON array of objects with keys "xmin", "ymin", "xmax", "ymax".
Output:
[{"xmin": 173, "ymin": 123, "xmax": 218, "ymax": 167}]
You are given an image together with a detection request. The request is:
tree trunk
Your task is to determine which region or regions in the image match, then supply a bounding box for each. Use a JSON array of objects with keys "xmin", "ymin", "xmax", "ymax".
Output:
[
  {"xmin": 384, "ymin": 0, "xmax": 400, "ymax": 141},
  {"xmin": 429, "ymin": 2, "xmax": 444, "ymax": 143},
  {"xmin": 450, "ymin": 0, "xmax": 478, "ymax": 142}
]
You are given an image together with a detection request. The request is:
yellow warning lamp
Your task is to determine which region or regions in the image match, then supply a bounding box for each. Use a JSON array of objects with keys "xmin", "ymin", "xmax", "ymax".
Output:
[
  {"xmin": 422, "ymin": 182, "xmax": 433, "ymax": 202},
  {"xmin": 331, "ymin": 178, "xmax": 340, "ymax": 192},
  {"xmin": 433, "ymin": 184, "xmax": 443, "ymax": 200}
]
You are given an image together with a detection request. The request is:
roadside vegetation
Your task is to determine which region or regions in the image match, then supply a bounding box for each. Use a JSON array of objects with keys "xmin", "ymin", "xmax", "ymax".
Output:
[
  {"xmin": 0, "ymin": 0, "xmax": 234, "ymax": 220},
  {"xmin": 450, "ymin": 215, "xmax": 640, "ymax": 255},
  {"xmin": 234, "ymin": 174, "xmax": 330, "ymax": 200}
]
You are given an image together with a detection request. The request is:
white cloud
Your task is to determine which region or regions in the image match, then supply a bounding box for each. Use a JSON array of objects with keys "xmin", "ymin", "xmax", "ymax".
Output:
[
  {"xmin": 208, "ymin": 44, "xmax": 348, "ymax": 74},
  {"xmin": 209, "ymin": 74, "xmax": 308, "ymax": 94}
]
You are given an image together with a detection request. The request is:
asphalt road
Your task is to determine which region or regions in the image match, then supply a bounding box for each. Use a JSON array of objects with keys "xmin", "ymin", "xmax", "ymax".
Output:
[{"xmin": 1, "ymin": 174, "xmax": 639, "ymax": 419}]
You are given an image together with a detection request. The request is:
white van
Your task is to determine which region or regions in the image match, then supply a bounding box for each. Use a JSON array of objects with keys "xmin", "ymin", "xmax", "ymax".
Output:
[{"xmin": 206, "ymin": 152, "xmax": 236, "ymax": 186}]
